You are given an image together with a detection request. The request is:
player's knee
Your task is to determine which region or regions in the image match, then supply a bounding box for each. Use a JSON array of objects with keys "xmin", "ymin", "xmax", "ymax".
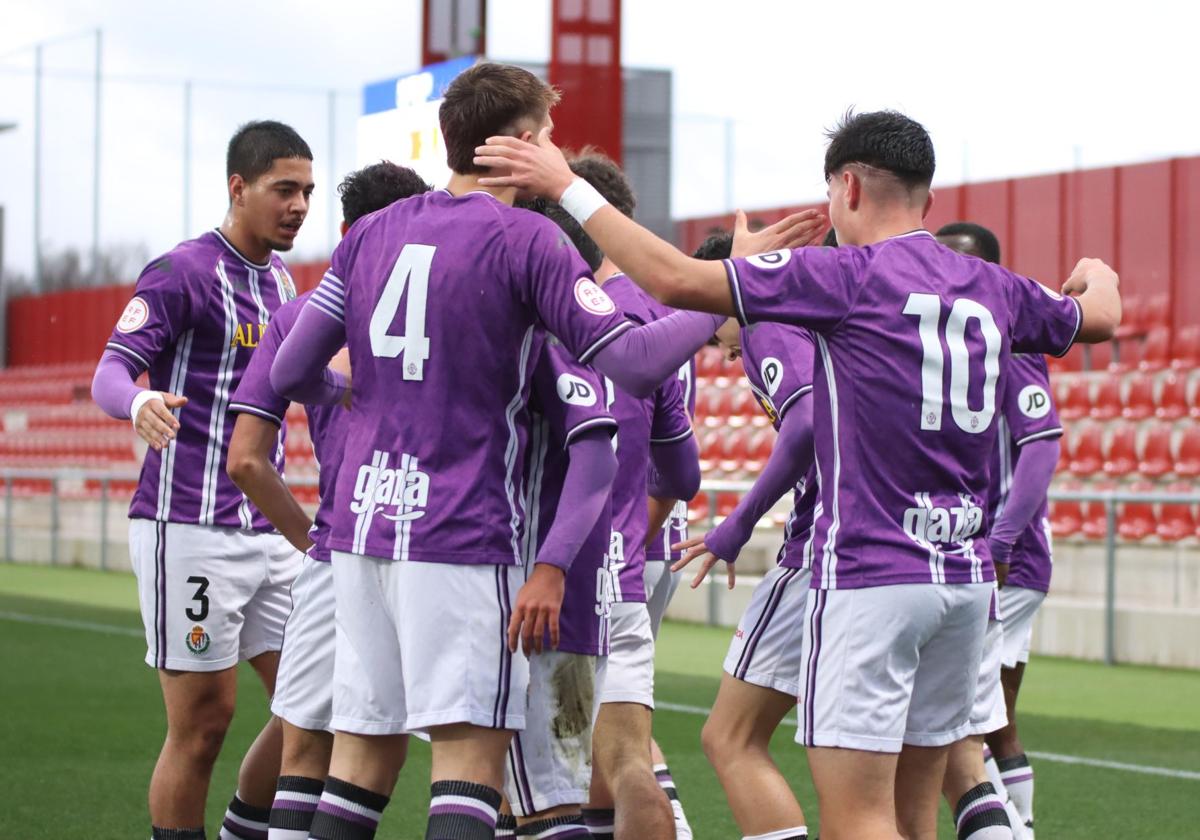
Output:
[
  {"xmin": 169, "ymin": 700, "xmax": 235, "ymax": 764},
  {"xmin": 700, "ymin": 716, "xmax": 728, "ymax": 763}
]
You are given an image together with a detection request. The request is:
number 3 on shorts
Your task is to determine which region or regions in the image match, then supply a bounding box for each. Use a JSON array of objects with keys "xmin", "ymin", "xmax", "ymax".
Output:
[{"xmin": 186, "ymin": 575, "xmax": 209, "ymax": 622}]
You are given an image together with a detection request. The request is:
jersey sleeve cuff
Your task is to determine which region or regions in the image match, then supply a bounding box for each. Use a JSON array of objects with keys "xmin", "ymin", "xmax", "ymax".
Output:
[
  {"xmin": 578, "ymin": 318, "xmax": 635, "ymax": 364},
  {"xmin": 722, "ymin": 259, "xmax": 750, "ymax": 326},
  {"xmin": 228, "ymin": 401, "xmax": 286, "ymax": 427},
  {"xmin": 562, "ymin": 416, "xmax": 618, "ymax": 448},
  {"xmin": 650, "ymin": 427, "xmax": 694, "ymax": 446},
  {"xmin": 1050, "ymin": 296, "xmax": 1083, "ymax": 358},
  {"xmin": 106, "ymin": 340, "xmax": 152, "ymax": 370},
  {"xmin": 775, "ymin": 384, "xmax": 814, "ymax": 420},
  {"xmin": 1014, "ymin": 427, "xmax": 1064, "ymax": 447}
]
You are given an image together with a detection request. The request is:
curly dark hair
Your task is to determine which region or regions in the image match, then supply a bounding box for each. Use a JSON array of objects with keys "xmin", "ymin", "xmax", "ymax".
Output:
[
  {"xmin": 568, "ymin": 148, "xmax": 637, "ymax": 218},
  {"xmin": 692, "ymin": 232, "xmax": 732, "ymax": 261},
  {"xmin": 936, "ymin": 221, "xmax": 1001, "ymax": 264},
  {"xmin": 338, "ymin": 162, "xmax": 431, "ymax": 226}
]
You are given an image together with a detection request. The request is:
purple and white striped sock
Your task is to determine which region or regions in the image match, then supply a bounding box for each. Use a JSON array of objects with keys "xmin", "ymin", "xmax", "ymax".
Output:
[
  {"xmin": 268, "ymin": 775, "xmax": 324, "ymax": 840},
  {"xmin": 954, "ymin": 782, "xmax": 1013, "ymax": 840},
  {"xmin": 653, "ymin": 764, "xmax": 692, "ymax": 840},
  {"xmin": 514, "ymin": 814, "xmax": 590, "ymax": 838},
  {"xmin": 495, "ymin": 812, "xmax": 518, "ymax": 839},
  {"xmin": 997, "ymin": 753, "xmax": 1035, "ymax": 831},
  {"xmin": 307, "ymin": 776, "xmax": 389, "ymax": 840},
  {"xmin": 427, "ymin": 780, "xmax": 501, "ymax": 839},
  {"xmin": 580, "ymin": 808, "xmax": 614, "ymax": 840},
  {"xmin": 219, "ymin": 792, "xmax": 270, "ymax": 840},
  {"xmin": 982, "ymin": 745, "xmax": 1006, "ymax": 797}
]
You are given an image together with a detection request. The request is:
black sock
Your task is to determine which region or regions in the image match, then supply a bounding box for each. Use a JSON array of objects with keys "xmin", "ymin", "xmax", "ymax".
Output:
[
  {"xmin": 515, "ymin": 814, "xmax": 590, "ymax": 838},
  {"xmin": 426, "ymin": 780, "xmax": 501, "ymax": 839},
  {"xmin": 954, "ymin": 781, "xmax": 1012, "ymax": 839},
  {"xmin": 152, "ymin": 829, "xmax": 206, "ymax": 840},
  {"xmin": 308, "ymin": 776, "xmax": 390, "ymax": 840},
  {"xmin": 495, "ymin": 812, "xmax": 518, "ymax": 839}
]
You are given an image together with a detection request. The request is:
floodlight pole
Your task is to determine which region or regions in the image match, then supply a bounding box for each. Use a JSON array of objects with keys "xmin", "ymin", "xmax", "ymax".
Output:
[
  {"xmin": 33, "ymin": 43, "xmax": 42, "ymax": 291},
  {"xmin": 328, "ymin": 89, "xmax": 337, "ymax": 251},
  {"xmin": 183, "ymin": 80, "xmax": 192, "ymax": 239}
]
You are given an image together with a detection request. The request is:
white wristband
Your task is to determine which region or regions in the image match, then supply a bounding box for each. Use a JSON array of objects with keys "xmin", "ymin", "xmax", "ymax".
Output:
[
  {"xmin": 129, "ymin": 389, "xmax": 163, "ymax": 425},
  {"xmin": 559, "ymin": 177, "xmax": 608, "ymax": 225}
]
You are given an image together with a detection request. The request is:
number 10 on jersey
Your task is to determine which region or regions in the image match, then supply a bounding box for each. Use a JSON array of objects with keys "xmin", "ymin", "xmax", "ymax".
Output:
[{"xmin": 370, "ymin": 244, "xmax": 435, "ymax": 380}]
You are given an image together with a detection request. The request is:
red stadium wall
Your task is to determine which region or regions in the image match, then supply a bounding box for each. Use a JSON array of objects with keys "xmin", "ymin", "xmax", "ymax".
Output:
[
  {"xmin": 4, "ymin": 261, "xmax": 329, "ymax": 368},
  {"xmin": 676, "ymin": 154, "xmax": 1200, "ymax": 352}
]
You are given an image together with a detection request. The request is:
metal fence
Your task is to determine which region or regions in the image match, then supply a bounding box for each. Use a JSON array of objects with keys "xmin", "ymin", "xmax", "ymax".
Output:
[{"xmin": 2, "ymin": 468, "xmax": 1198, "ymax": 666}]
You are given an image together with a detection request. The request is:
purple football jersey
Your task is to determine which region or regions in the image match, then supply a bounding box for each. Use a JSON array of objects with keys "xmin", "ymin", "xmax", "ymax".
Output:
[
  {"xmin": 229, "ymin": 291, "xmax": 348, "ymax": 563},
  {"xmin": 522, "ymin": 337, "xmax": 617, "ymax": 655},
  {"xmin": 739, "ymin": 321, "xmax": 819, "ymax": 569},
  {"xmin": 601, "ymin": 275, "xmax": 695, "ymax": 603},
  {"xmin": 990, "ymin": 353, "xmax": 1060, "ymax": 593},
  {"xmin": 725, "ymin": 231, "xmax": 1082, "ymax": 589},
  {"xmin": 642, "ymin": 297, "xmax": 698, "ymax": 563},
  {"xmin": 105, "ymin": 230, "xmax": 297, "ymax": 531},
  {"xmin": 303, "ymin": 190, "xmax": 634, "ymax": 564}
]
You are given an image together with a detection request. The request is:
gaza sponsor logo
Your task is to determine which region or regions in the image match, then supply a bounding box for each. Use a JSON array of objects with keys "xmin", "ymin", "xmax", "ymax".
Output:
[
  {"xmin": 351, "ymin": 450, "xmax": 430, "ymax": 522},
  {"xmin": 902, "ymin": 495, "xmax": 984, "ymax": 547}
]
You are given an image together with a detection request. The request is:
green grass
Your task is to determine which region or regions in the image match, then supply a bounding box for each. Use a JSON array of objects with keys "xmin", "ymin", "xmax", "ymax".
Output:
[{"xmin": 1, "ymin": 563, "xmax": 1198, "ymax": 838}]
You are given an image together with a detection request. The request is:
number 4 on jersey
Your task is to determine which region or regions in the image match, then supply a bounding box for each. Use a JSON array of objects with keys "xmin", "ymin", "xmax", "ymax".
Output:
[{"xmin": 370, "ymin": 244, "xmax": 434, "ymax": 380}]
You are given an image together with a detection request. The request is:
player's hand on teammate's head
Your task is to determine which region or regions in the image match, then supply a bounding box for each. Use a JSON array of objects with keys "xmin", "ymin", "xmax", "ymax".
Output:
[
  {"xmin": 509, "ymin": 561, "xmax": 566, "ymax": 655},
  {"xmin": 731, "ymin": 208, "xmax": 826, "ymax": 259},
  {"xmin": 671, "ymin": 535, "xmax": 736, "ymax": 591},
  {"xmin": 1062, "ymin": 257, "xmax": 1119, "ymax": 297},
  {"xmin": 135, "ymin": 392, "xmax": 187, "ymax": 452},
  {"xmin": 474, "ymin": 127, "xmax": 575, "ymax": 201}
]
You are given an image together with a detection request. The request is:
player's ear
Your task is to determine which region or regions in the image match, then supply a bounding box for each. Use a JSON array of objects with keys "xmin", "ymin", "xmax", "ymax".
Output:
[
  {"xmin": 844, "ymin": 170, "xmax": 861, "ymax": 212},
  {"xmin": 922, "ymin": 188, "xmax": 935, "ymax": 220},
  {"xmin": 228, "ymin": 174, "xmax": 246, "ymax": 207},
  {"xmin": 340, "ymin": 220, "xmax": 349, "ymax": 237},
  {"xmin": 518, "ymin": 128, "xmax": 534, "ymax": 143}
]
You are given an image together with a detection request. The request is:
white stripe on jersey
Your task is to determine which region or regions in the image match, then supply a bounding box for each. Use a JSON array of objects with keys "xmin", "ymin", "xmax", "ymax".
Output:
[
  {"xmin": 199, "ymin": 261, "xmax": 239, "ymax": 525},
  {"xmin": 311, "ymin": 271, "xmax": 346, "ymax": 322},
  {"xmin": 816, "ymin": 335, "xmax": 842, "ymax": 588},
  {"xmin": 503, "ymin": 326, "xmax": 537, "ymax": 564},
  {"xmin": 235, "ymin": 270, "xmax": 273, "ymax": 530},
  {"xmin": 155, "ymin": 328, "xmax": 194, "ymax": 519},
  {"xmin": 520, "ymin": 417, "xmax": 551, "ymax": 570},
  {"xmin": 994, "ymin": 416, "xmax": 1013, "ymax": 520},
  {"xmin": 353, "ymin": 449, "xmax": 385, "ymax": 555}
]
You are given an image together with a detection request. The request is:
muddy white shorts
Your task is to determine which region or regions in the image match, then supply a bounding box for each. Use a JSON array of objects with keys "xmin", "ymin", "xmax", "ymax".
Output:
[
  {"xmin": 504, "ymin": 650, "xmax": 599, "ymax": 816},
  {"xmin": 998, "ymin": 585, "xmax": 1046, "ymax": 668},
  {"xmin": 129, "ymin": 519, "xmax": 302, "ymax": 672},
  {"xmin": 595, "ymin": 601, "xmax": 655, "ymax": 709}
]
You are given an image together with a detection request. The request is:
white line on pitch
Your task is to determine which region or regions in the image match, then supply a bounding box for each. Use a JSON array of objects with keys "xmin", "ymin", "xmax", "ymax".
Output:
[
  {"xmin": 655, "ymin": 701, "xmax": 1200, "ymax": 781},
  {"xmin": 0, "ymin": 609, "xmax": 143, "ymax": 637}
]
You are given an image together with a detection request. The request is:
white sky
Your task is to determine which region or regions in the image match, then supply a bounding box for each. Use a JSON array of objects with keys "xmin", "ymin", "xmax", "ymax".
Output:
[{"xmin": 0, "ymin": 0, "xmax": 1195, "ymax": 278}]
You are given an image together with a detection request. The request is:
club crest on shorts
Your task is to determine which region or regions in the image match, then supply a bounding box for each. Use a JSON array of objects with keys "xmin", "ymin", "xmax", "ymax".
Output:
[{"xmin": 185, "ymin": 624, "xmax": 211, "ymax": 655}]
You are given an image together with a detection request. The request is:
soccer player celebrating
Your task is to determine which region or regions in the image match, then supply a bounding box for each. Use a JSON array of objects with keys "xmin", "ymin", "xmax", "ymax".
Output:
[
  {"xmin": 474, "ymin": 109, "xmax": 1119, "ymax": 840},
  {"xmin": 225, "ymin": 161, "xmax": 431, "ymax": 840},
  {"xmin": 266, "ymin": 63, "xmax": 802, "ymax": 840},
  {"xmin": 939, "ymin": 222, "xmax": 1061, "ymax": 840},
  {"xmin": 90, "ymin": 121, "xmax": 314, "ymax": 840},
  {"xmin": 673, "ymin": 232, "xmax": 819, "ymax": 840}
]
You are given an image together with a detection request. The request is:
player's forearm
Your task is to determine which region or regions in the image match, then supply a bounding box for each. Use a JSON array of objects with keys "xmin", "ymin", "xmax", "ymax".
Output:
[
  {"xmin": 989, "ymin": 438, "xmax": 1060, "ymax": 557},
  {"xmin": 645, "ymin": 495, "xmax": 676, "ymax": 547},
  {"xmin": 534, "ymin": 430, "xmax": 617, "ymax": 573},
  {"xmin": 705, "ymin": 401, "xmax": 813, "ymax": 562},
  {"xmin": 649, "ymin": 435, "xmax": 701, "ymax": 501},
  {"xmin": 91, "ymin": 351, "xmax": 146, "ymax": 420},
  {"xmin": 270, "ymin": 305, "xmax": 348, "ymax": 406},
  {"xmin": 591, "ymin": 310, "xmax": 722, "ymax": 398},
  {"xmin": 581, "ymin": 205, "xmax": 735, "ymax": 315},
  {"xmin": 227, "ymin": 426, "xmax": 314, "ymax": 553},
  {"xmin": 1075, "ymin": 275, "xmax": 1122, "ymax": 343}
]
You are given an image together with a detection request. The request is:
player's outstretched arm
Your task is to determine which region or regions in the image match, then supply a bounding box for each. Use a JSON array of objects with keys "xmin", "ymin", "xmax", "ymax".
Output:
[
  {"xmin": 227, "ymin": 413, "xmax": 314, "ymax": 553},
  {"xmin": 1062, "ymin": 258, "xmax": 1121, "ymax": 342},
  {"xmin": 474, "ymin": 129, "xmax": 822, "ymax": 314},
  {"xmin": 592, "ymin": 310, "xmax": 724, "ymax": 398},
  {"xmin": 509, "ymin": 428, "xmax": 618, "ymax": 656},
  {"xmin": 270, "ymin": 300, "xmax": 349, "ymax": 406},
  {"xmin": 673, "ymin": 396, "xmax": 814, "ymax": 589},
  {"xmin": 987, "ymin": 437, "xmax": 1059, "ymax": 586}
]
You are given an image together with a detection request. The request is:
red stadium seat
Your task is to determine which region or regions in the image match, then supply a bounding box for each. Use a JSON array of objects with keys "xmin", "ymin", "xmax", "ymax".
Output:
[
  {"xmin": 1145, "ymin": 293, "xmax": 1170, "ymax": 331},
  {"xmin": 1089, "ymin": 376, "xmax": 1121, "ymax": 420},
  {"xmin": 727, "ymin": 389, "xmax": 758, "ymax": 426},
  {"xmin": 1120, "ymin": 373, "xmax": 1154, "ymax": 420},
  {"xmin": 1057, "ymin": 377, "xmax": 1090, "ymax": 421},
  {"xmin": 1114, "ymin": 296, "xmax": 1144, "ymax": 339},
  {"xmin": 1117, "ymin": 482, "xmax": 1157, "ymax": 541},
  {"xmin": 688, "ymin": 493, "xmax": 711, "ymax": 524},
  {"xmin": 1138, "ymin": 422, "xmax": 1174, "ymax": 480},
  {"xmin": 1157, "ymin": 482, "xmax": 1197, "ymax": 542},
  {"xmin": 1080, "ymin": 490, "xmax": 1112, "ymax": 541},
  {"xmin": 696, "ymin": 347, "xmax": 723, "ymax": 380},
  {"xmin": 716, "ymin": 491, "xmax": 740, "ymax": 518},
  {"xmin": 1102, "ymin": 422, "xmax": 1138, "ymax": 478},
  {"xmin": 1067, "ymin": 424, "xmax": 1103, "ymax": 477},
  {"xmin": 1138, "ymin": 327, "xmax": 1171, "ymax": 372},
  {"xmin": 717, "ymin": 428, "xmax": 749, "ymax": 475},
  {"xmin": 1156, "ymin": 371, "xmax": 1189, "ymax": 420},
  {"xmin": 1171, "ymin": 325, "xmax": 1200, "ymax": 369},
  {"xmin": 1176, "ymin": 427, "xmax": 1200, "ymax": 479},
  {"xmin": 1049, "ymin": 498, "xmax": 1083, "ymax": 538},
  {"xmin": 1047, "ymin": 345, "xmax": 1085, "ymax": 374}
]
